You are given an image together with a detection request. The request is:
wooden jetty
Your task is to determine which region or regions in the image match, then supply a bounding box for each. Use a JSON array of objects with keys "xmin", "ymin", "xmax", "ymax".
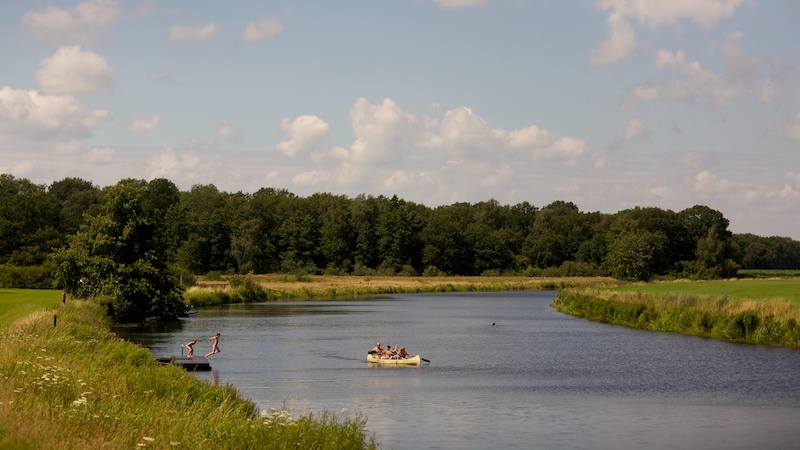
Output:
[{"xmin": 155, "ymin": 356, "xmax": 211, "ymax": 371}]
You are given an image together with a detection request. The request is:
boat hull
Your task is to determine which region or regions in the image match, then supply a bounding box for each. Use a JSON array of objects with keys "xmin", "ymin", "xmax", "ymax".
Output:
[{"xmin": 367, "ymin": 354, "xmax": 421, "ymax": 365}]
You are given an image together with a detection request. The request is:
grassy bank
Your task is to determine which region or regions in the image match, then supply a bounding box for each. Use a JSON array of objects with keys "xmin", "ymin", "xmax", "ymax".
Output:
[
  {"xmin": 553, "ymin": 279, "xmax": 800, "ymax": 349},
  {"xmin": 0, "ymin": 297, "xmax": 377, "ymax": 449},
  {"xmin": 185, "ymin": 274, "xmax": 617, "ymax": 307}
]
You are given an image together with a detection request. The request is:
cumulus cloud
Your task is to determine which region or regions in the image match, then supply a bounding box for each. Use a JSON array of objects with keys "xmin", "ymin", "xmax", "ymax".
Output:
[
  {"xmin": 147, "ymin": 147, "xmax": 202, "ymax": 180},
  {"xmin": 36, "ymin": 46, "xmax": 114, "ymax": 95},
  {"xmin": 242, "ymin": 17, "xmax": 284, "ymax": 42},
  {"xmin": 427, "ymin": 106, "xmax": 592, "ymax": 167},
  {"xmin": 595, "ymin": 0, "xmax": 747, "ymax": 29},
  {"xmin": 130, "ymin": 115, "xmax": 160, "ymax": 134},
  {"xmin": 21, "ymin": 0, "xmax": 121, "ymax": 45},
  {"xmin": 276, "ymin": 115, "xmax": 332, "ymax": 158},
  {"xmin": 590, "ymin": 12, "xmax": 641, "ymax": 66},
  {"xmin": 348, "ymin": 98, "xmax": 417, "ymax": 164},
  {"xmin": 168, "ymin": 23, "xmax": 217, "ymax": 41},
  {"xmin": 591, "ymin": 0, "xmax": 748, "ymax": 65},
  {"xmin": 693, "ymin": 170, "xmax": 733, "ymax": 194},
  {"xmin": 0, "ymin": 86, "xmax": 106, "ymax": 140}
]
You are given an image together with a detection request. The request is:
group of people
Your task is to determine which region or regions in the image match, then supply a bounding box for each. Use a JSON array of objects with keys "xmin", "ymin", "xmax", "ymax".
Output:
[
  {"xmin": 370, "ymin": 342, "xmax": 411, "ymax": 360},
  {"xmin": 185, "ymin": 333, "xmax": 221, "ymax": 358}
]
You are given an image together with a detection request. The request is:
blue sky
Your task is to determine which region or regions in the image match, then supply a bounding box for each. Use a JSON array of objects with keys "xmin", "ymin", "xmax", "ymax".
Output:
[{"xmin": 2, "ymin": 0, "xmax": 799, "ymax": 239}]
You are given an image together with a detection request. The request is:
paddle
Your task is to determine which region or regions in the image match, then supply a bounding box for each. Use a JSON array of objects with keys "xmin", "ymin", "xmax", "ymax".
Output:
[{"xmin": 420, "ymin": 357, "xmax": 431, "ymax": 364}]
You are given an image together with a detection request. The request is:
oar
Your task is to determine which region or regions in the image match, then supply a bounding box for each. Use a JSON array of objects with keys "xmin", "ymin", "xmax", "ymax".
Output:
[{"xmin": 420, "ymin": 356, "xmax": 430, "ymax": 364}]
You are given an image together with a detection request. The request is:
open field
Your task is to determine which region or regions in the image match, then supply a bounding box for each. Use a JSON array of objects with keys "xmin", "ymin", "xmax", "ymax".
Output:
[
  {"xmin": 0, "ymin": 289, "xmax": 62, "ymax": 329},
  {"xmin": 613, "ymin": 278, "xmax": 800, "ymax": 304}
]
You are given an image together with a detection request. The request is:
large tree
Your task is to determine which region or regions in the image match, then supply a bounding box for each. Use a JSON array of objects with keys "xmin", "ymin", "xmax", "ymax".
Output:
[{"xmin": 52, "ymin": 180, "xmax": 184, "ymax": 323}]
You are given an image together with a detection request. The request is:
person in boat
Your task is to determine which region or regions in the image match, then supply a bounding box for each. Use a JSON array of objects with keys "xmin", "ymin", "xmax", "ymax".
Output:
[
  {"xmin": 382, "ymin": 345, "xmax": 395, "ymax": 359},
  {"xmin": 205, "ymin": 333, "xmax": 221, "ymax": 357},
  {"xmin": 397, "ymin": 347, "xmax": 409, "ymax": 359},
  {"xmin": 185, "ymin": 339, "xmax": 197, "ymax": 358},
  {"xmin": 371, "ymin": 342, "xmax": 382, "ymax": 354}
]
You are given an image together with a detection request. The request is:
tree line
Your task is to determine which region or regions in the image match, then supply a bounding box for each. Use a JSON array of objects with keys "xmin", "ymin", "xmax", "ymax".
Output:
[{"xmin": 2, "ymin": 173, "xmax": 800, "ymax": 289}]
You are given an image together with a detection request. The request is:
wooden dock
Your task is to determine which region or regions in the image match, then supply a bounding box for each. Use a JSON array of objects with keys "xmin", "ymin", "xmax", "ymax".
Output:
[{"xmin": 155, "ymin": 356, "xmax": 211, "ymax": 371}]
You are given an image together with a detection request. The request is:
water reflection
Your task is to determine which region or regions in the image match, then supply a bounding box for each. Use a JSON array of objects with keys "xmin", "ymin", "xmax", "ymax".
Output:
[{"xmin": 118, "ymin": 291, "xmax": 800, "ymax": 450}]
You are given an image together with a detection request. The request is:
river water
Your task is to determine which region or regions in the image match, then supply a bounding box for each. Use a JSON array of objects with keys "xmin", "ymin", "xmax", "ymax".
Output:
[{"xmin": 118, "ymin": 291, "xmax": 800, "ymax": 449}]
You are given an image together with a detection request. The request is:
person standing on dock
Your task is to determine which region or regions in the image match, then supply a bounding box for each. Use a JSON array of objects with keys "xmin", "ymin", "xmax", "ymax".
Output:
[
  {"xmin": 205, "ymin": 333, "xmax": 221, "ymax": 357},
  {"xmin": 185, "ymin": 339, "xmax": 197, "ymax": 358}
]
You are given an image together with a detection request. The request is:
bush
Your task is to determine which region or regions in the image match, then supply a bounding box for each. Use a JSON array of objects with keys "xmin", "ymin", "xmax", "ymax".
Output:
[{"xmin": 0, "ymin": 263, "xmax": 56, "ymax": 289}]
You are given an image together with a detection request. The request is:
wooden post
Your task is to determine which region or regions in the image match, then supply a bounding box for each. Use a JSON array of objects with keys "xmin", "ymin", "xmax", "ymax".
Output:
[
  {"xmin": 61, "ymin": 291, "xmax": 66, "ymax": 305},
  {"xmin": 54, "ymin": 314, "xmax": 57, "ymax": 327}
]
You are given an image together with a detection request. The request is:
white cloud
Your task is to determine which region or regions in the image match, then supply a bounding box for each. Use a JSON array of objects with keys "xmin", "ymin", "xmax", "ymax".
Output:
[
  {"xmin": 242, "ymin": 17, "xmax": 284, "ymax": 42},
  {"xmin": 591, "ymin": 0, "xmax": 748, "ymax": 65},
  {"xmin": 0, "ymin": 86, "xmax": 104, "ymax": 140},
  {"xmin": 84, "ymin": 109, "xmax": 111, "ymax": 129},
  {"xmin": 168, "ymin": 23, "xmax": 218, "ymax": 41},
  {"xmin": 590, "ymin": 11, "xmax": 641, "ymax": 66},
  {"xmin": 130, "ymin": 115, "xmax": 161, "ymax": 134},
  {"xmin": 595, "ymin": 0, "xmax": 747, "ymax": 29},
  {"xmin": 146, "ymin": 147, "xmax": 201, "ymax": 180},
  {"xmin": 219, "ymin": 122, "xmax": 243, "ymax": 141},
  {"xmin": 21, "ymin": 0, "xmax": 121, "ymax": 45},
  {"xmin": 276, "ymin": 115, "xmax": 332, "ymax": 158},
  {"xmin": 36, "ymin": 46, "xmax": 115, "ymax": 95},
  {"xmin": 626, "ymin": 41, "xmax": 761, "ymax": 109},
  {"xmin": 693, "ymin": 170, "xmax": 733, "ymax": 194},
  {"xmin": 348, "ymin": 98, "xmax": 417, "ymax": 164}
]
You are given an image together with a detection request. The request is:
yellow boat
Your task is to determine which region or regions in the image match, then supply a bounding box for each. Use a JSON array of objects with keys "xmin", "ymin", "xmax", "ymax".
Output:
[{"xmin": 367, "ymin": 354, "xmax": 422, "ymax": 365}]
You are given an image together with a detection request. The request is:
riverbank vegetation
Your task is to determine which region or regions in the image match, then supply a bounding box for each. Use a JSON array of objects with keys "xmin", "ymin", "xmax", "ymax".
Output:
[
  {"xmin": 0, "ymin": 297, "xmax": 378, "ymax": 449},
  {"xmin": 553, "ymin": 278, "xmax": 800, "ymax": 349},
  {"xmin": 183, "ymin": 274, "xmax": 616, "ymax": 307}
]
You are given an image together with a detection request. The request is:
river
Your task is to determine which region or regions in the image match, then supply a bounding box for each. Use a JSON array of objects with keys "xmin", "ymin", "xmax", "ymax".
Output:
[{"xmin": 117, "ymin": 291, "xmax": 800, "ymax": 449}]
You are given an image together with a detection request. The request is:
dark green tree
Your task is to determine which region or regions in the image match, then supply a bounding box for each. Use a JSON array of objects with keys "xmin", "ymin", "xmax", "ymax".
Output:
[{"xmin": 52, "ymin": 180, "xmax": 184, "ymax": 323}]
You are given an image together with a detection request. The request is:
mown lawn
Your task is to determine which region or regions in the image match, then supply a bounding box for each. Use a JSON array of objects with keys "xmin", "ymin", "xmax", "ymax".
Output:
[
  {"xmin": 614, "ymin": 278, "xmax": 800, "ymax": 303},
  {"xmin": 0, "ymin": 289, "xmax": 62, "ymax": 329}
]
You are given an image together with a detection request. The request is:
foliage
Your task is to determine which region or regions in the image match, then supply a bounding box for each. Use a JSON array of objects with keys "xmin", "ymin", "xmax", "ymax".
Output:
[
  {"xmin": 2, "ymin": 174, "xmax": 799, "ymax": 287},
  {"xmin": 51, "ymin": 180, "xmax": 184, "ymax": 323}
]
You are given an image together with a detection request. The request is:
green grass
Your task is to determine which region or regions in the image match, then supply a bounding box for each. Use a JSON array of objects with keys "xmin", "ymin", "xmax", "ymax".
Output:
[
  {"xmin": 0, "ymin": 289, "xmax": 63, "ymax": 329},
  {"xmin": 613, "ymin": 279, "xmax": 800, "ymax": 303},
  {"xmin": 0, "ymin": 296, "xmax": 377, "ymax": 449}
]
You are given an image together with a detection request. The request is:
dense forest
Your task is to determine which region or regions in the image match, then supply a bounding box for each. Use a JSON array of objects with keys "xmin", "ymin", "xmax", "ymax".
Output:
[{"xmin": 2, "ymin": 173, "xmax": 800, "ymax": 289}]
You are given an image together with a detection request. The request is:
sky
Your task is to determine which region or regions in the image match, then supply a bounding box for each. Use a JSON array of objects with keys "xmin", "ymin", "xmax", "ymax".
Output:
[{"xmin": 1, "ymin": 0, "xmax": 799, "ymax": 239}]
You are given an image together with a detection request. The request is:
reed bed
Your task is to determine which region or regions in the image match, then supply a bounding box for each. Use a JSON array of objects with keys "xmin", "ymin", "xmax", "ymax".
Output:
[{"xmin": 0, "ymin": 300, "xmax": 377, "ymax": 449}]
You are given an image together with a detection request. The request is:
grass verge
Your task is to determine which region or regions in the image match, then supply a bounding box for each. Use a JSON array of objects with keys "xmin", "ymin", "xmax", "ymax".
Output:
[
  {"xmin": 0, "ymin": 299, "xmax": 377, "ymax": 449},
  {"xmin": 553, "ymin": 279, "xmax": 800, "ymax": 349}
]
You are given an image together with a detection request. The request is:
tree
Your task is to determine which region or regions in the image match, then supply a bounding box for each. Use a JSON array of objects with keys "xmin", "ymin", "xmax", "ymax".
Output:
[
  {"xmin": 52, "ymin": 180, "xmax": 184, "ymax": 323},
  {"xmin": 605, "ymin": 230, "xmax": 664, "ymax": 281}
]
